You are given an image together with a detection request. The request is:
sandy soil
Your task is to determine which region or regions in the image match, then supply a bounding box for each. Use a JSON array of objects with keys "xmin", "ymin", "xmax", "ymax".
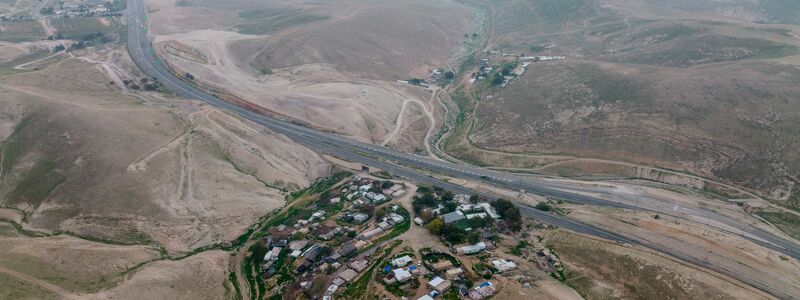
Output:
[
  {"xmin": 86, "ymin": 251, "xmax": 232, "ymax": 300},
  {"xmin": 144, "ymin": 0, "xmax": 471, "ymax": 144},
  {"xmin": 0, "ymin": 232, "xmax": 161, "ymax": 293},
  {"xmin": 569, "ymin": 207, "xmax": 800, "ymax": 297},
  {"xmin": 0, "ymin": 208, "xmax": 22, "ymax": 223},
  {"xmin": 0, "ymin": 49, "xmax": 330, "ymax": 254}
]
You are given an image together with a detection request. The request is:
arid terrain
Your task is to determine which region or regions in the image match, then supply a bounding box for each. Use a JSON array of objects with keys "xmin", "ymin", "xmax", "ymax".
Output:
[
  {"xmin": 144, "ymin": 0, "xmax": 472, "ymax": 147},
  {"xmin": 436, "ymin": 0, "xmax": 800, "ymax": 213},
  {"xmin": 1, "ymin": 0, "xmax": 799, "ymax": 299}
]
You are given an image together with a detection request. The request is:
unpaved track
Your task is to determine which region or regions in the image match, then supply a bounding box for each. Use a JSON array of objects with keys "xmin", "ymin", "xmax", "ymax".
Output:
[
  {"xmin": 0, "ymin": 266, "xmax": 79, "ymax": 299},
  {"xmin": 381, "ymin": 98, "xmax": 435, "ymax": 154}
]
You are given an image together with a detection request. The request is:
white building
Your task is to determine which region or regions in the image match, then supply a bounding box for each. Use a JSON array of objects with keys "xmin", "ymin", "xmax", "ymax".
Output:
[
  {"xmin": 392, "ymin": 255, "xmax": 413, "ymax": 267},
  {"xmin": 491, "ymin": 259, "xmax": 517, "ymax": 273},
  {"xmin": 393, "ymin": 268, "xmax": 412, "ymax": 282},
  {"xmin": 459, "ymin": 242, "xmax": 486, "ymax": 255}
]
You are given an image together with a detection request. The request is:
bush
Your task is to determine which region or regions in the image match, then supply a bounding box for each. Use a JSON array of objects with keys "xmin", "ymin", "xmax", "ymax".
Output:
[
  {"xmin": 534, "ymin": 202, "xmax": 552, "ymax": 211},
  {"xmin": 444, "ymin": 71, "xmax": 455, "ymax": 80},
  {"xmin": 426, "ymin": 218, "xmax": 444, "ymax": 235}
]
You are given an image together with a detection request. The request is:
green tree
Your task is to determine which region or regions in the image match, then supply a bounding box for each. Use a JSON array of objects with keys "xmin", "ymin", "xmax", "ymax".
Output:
[
  {"xmin": 491, "ymin": 73, "xmax": 504, "ymax": 85},
  {"xmin": 381, "ymin": 180, "xmax": 393, "ymax": 189},
  {"xmin": 375, "ymin": 207, "xmax": 387, "ymax": 219},
  {"xmin": 426, "ymin": 218, "xmax": 445, "ymax": 235},
  {"xmin": 469, "ymin": 194, "xmax": 481, "ymax": 204},
  {"xmin": 444, "ymin": 71, "xmax": 455, "ymax": 80}
]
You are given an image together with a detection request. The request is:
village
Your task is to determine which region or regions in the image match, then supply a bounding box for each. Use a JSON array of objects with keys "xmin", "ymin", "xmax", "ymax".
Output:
[
  {"xmin": 246, "ymin": 172, "xmax": 570, "ymax": 300},
  {"xmin": 0, "ymin": 0, "xmax": 122, "ymax": 21}
]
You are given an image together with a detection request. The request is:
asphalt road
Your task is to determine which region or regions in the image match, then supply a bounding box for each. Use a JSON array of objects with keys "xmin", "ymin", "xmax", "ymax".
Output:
[{"xmin": 126, "ymin": 1, "xmax": 800, "ymax": 297}]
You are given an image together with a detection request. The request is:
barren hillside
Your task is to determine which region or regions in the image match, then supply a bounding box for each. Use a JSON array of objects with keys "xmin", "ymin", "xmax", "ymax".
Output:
[
  {"xmin": 143, "ymin": 0, "xmax": 472, "ymax": 144},
  {"xmin": 458, "ymin": 0, "xmax": 800, "ymax": 207},
  {"xmin": 0, "ymin": 55, "xmax": 330, "ymax": 254}
]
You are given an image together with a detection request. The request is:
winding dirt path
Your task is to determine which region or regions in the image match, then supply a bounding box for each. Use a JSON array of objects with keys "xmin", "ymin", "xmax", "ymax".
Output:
[
  {"xmin": 381, "ymin": 97, "xmax": 436, "ymax": 155},
  {"xmin": 0, "ymin": 266, "xmax": 79, "ymax": 299}
]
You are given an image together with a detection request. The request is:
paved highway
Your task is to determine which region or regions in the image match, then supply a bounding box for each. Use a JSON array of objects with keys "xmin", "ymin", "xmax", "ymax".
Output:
[{"xmin": 126, "ymin": 1, "xmax": 799, "ymax": 297}]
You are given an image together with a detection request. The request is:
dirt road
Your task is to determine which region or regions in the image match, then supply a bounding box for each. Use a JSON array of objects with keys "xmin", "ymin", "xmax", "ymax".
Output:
[{"xmin": 0, "ymin": 266, "xmax": 79, "ymax": 299}]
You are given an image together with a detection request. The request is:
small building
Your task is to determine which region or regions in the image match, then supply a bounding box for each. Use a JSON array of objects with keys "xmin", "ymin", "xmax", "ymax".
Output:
[
  {"xmin": 289, "ymin": 240, "xmax": 308, "ymax": 251},
  {"xmin": 459, "ymin": 242, "xmax": 487, "ymax": 255},
  {"xmin": 414, "ymin": 217, "xmax": 424, "ymax": 225},
  {"xmin": 359, "ymin": 184, "xmax": 372, "ymax": 192},
  {"xmin": 319, "ymin": 227, "xmax": 342, "ymax": 240},
  {"xmin": 263, "ymin": 247, "xmax": 281, "ymax": 261},
  {"xmin": 354, "ymin": 240, "xmax": 368, "ymax": 249},
  {"xmin": 339, "ymin": 243, "xmax": 358, "ymax": 257},
  {"xmin": 352, "ymin": 213, "xmax": 370, "ymax": 224},
  {"xmin": 350, "ymin": 259, "xmax": 370, "ymax": 272},
  {"xmin": 491, "ymin": 259, "xmax": 517, "ymax": 273},
  {"xmin": 387, "ymin": 213, "xmax": 405, "ymax": 225},
  {"xmin": 445, "ymin": 267, "xmax": 464, "ymax": 279},
  {"xmin": 393, "ymin": 268, "xmax": 413, "ymax": 282},
  {"xmin": 466, "ymin": 213, "xmax": 488, "ymax": 219},
  {"xmin": 392, "ymin": 255, "xmax": 413, "ymax": 268},
  {"xmin": 358, "ymin": 228, "xmax": 384, "ymax": 240},
  {"xmin": 431, "ymin": 260, "xmax": 453, "ymax": 271},
  {"xmin": 289, "ymin": 250, "xmax": 302, "ymax": 258},
  {"xmin": 427, "ymin": 276, "xmax": 452, "ymax": 293},
  {"xmin": 365, "ymin": 192, "xmax": 387, "ymax": 204},
  {"xmin": 469, "ymin": 282, "xmax": 496, "ymax": 299},
  {"xmin": 378, "ymin": 221, "xmax": 393, "ymax": 230},
  {"xmin": 391, "ymin": 189, "xmax": 406, "ymax": 198},
  {"xmin": 441, "ymin": 211, "xmax": 465, "ymax": 224},
  {"xmin": 339, "ymin": 268, "xmax": 359, "ymax": 282}
]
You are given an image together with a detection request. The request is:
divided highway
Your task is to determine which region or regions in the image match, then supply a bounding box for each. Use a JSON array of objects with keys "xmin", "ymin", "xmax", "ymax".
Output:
[{"xmin": 126, "ymin": 0, "xmax": 800, "ymax": 297}]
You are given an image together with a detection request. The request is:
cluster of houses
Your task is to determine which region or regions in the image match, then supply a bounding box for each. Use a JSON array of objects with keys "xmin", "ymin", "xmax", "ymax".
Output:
[
  {"xmin": 1, "ymin": 1, "xmax": 121, "ymax": 21},
  {"xmin": 438, "ymin": 195, "xmax": 501, "ymax": 228},
  {"xmin": 259, "ymin": 175, "xmax": 418, "ymax": 299},
  {"xmin": 467, "ymin": 49, "xmax": 566, "ymax": 87}
]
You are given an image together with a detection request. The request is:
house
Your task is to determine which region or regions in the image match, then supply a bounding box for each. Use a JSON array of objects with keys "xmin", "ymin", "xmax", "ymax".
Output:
[
  {"xmin": 339, "ymin": 268, "xmax": 359, "ymax": 282},
  {"xmin": 469, "ymin": 282, "xmax": 496, "ymax": 299},
  {"xmin": 289, "ymin": 240, "xmax": 308, "ymax": 251},
  {"xmin": 391, "ymin": 189, "xmax": 406, "ymax": 198},
  {"xmin": 387, "ymin": 213, "xmax": 405, "ymax": 225},
  {"xmin": 393, "ymin": 268, "xmax": 413, "ymax": 282},
  {"xmin": 349, "ymin": 259, "xmax": 370, "ymax": 272},
  {"xmin": 295, "ymin": 259, "xmax": 314, "ymax": 273},
  {"xmin": 358, "ymin": 228, "xmax": 384, "ymax": 240},
  {"xmin": 353, "ymin": 240, "xmax": 368, "ymax": 249},
  {"xmin": 290, "ymin": 250, "xmax": 302, "ymax": 258},
  {"xmin": 319, "ymin": 227, "xmax": 342, "ymax": 240},
  {"xmin": 441, "ymin": 211, "xmax": 465, "ymax": 224},
  {"xmin": 392, "ymin": 255, "xmax": 413, "ymax": 267},
  {"xmin": 408, "ymin": 265, "xmax": 419, "ymax": 275},
  {"xmin": 359, "ymin": 184, "xmax": 372, "ymax": 192},
  {"xmin": 427, "ymin": 276, "xmax": 452, "ymax": 293},
  {"xmin": 303, "ymin": 245, "xmax": 322, "ymax": 262},
  {"xmin": 445, "ymin": 267, "xmax": 464, "ymax": 279},
  {"xmin": 454, "ymin": 194, "xmax": 471, "ymax": 204},
  {"xmin": 431, "ymin": 260, "xmax": 453, "ymax": 271},
  {"xmin": 325, "ymin": 284, "xmax": 339, "ymax": 296},
  {"xmin": 378, "ymin": 221, "xmax": 393, "ymax": 230},
  {"xmin": 459, "ymin": 242, "xmax": 487, "ymax": 255},
  {"xmin": 491, "ymin": 259, "xmax": 517, "ymax": 273},
  {"xmin": 365, "ymin": 192, "xmax": 387, "ymax": 204},
  {"xmin": 339, "ymin": 243, "xmax": 358, "ymax": 257},
  {"xmin": 263, "ymin": 247, "xmax": 281, "ymax": 261},
  {"xmin": 466, "ymin": 213, "xmax": 488, "ymax": 219}
]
